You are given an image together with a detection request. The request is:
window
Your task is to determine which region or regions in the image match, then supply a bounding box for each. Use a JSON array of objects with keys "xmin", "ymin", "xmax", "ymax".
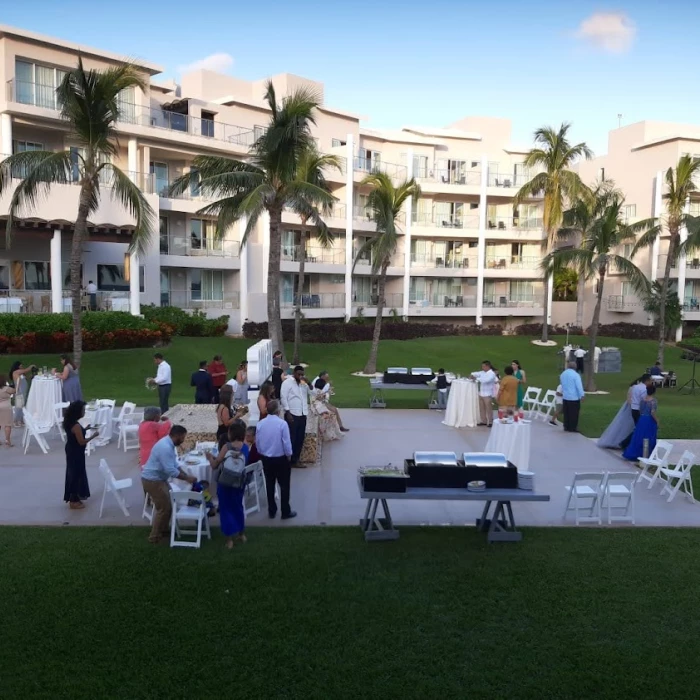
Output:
[
  {"xmin": 116, "ymin": 87, "xmax": 136, "ymax": 123},
  {"xmin": 412, "ymin": 155, "xmax": 428, "ymax": 178},
  {"xmin": 621, "ymin": 281, "xmax": 633, "ymax": 297},
  {"xmin": 332, "ymin": 138, "xmax": 347, "ymax": 148},
  {"xmin": 159, "ymin": 216, "xmax": 169, "ymax": 254},
  {"xmin": 189, "ymin": 219, "xmax": 220, "ymax": 252},
  {"xmin": 12, "ymin": 140, "xmax": 44, "ymax": 178},
  {"xmin": 15, "ymin": 60, "xmax": 67, "ymax": 109},
  {"xmin": 0, "ymin": 264, "xmax": 9, "ymax": 290},
  {"xmin": 24, "ymin": 261, "xmax": 51, "ymax": 290},
  {"xmin": 97, "ymin": 264, "xmax": 144, "ymax": 292},
  {"xmin": 200, "ymin": 111, "xmax": 215, "ymax": 138},
  {"xmin": 150, "ymin": 162, "xmax": 169, "ymax": 197},
  {"xmin": 621, "ymin": 243, "xmax": 633, "ymax": 259},
  {"xmin": 329, "ymin": 275, "xmax": 345, "ymax": 285},
  {"xmin": 281, "ymin": 273, "xmax": 295, "ymax": 305},
  {"xmin": 190, "ymin": 269, "xmax": 223, "ymax": 301},
  {"xmin": 623, "ymin": 204, "xmax": 636, "ymax": 220},
  {"xmin": 470, "ymin": 202, "xmax": 479, "ymax": 210}
]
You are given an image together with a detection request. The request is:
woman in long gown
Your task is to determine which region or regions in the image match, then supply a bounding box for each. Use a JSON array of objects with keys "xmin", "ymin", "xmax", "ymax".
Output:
[
  {"xmin": 512, "ymin": 360, "xmax": 527, "ymax": 409},
  {"xmin": 233, "ymin": 360, "xmax": 249, "ymax": 405},
  {"xmin": 310, "ymin": 382, "xmax": 344, "ymax": 441},
  {"xmin": 622, "ymin": 386, "xmax": 658, "ymax": 462},
  {"xmin": 597, "ymin": 379, "xmax": 638, "ymax": 449},
  {"xmin": 55, "ymin": 354, "xmax": 83, "ymax": 403},
  {"xmin": 63, "ymin": 401, "xmax": 99, "ymax": 510},
  {"xmin": 10, "ymin": 360, "xmax": 34, "ymax": 427}
]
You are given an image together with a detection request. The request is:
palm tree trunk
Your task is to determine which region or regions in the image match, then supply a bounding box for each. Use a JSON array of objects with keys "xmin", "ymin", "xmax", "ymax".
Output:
[
  {"xmin": 70, "ymin": 185, "xmax": 92, "ymax": 368},
  {"xmin": 585, "ymin": 268, "xmax": 605, "ymax": 392},
  {"xmin": 364, "ymin": 263, "xmax": 388, "ymax": 375},
  {"xmin": 267, "ymin": 207, "xmax": 285, "ymax": 358},
  {"xmin": 656, "ymin": 231, "xmax": 677, "ymax": 365},
  {"xmin": 292, "ymin": 243, "xmax": 306, "ymax": 365},
  {"xmin": 575, "ymin": 272, "xmax": 585, "ymax": 329}
]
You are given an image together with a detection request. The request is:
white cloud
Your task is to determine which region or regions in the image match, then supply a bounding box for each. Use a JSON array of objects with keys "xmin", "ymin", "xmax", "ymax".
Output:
[
  {"xmin": 178, "ymin": 52, "xmax": 234, "ymax": 74},
  {"xmin": 575, "ymin": 12, "xmax": 636, "ymax": 54}
]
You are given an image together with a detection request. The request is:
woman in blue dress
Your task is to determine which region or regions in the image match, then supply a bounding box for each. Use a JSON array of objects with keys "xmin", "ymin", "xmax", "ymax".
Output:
[
  {"xmin": 622, "ymin": 385, "xmax": 658, "ymax": 462},
  {"xmin": 63, "ymin": 401, "xmax": 99, "ymax": 509},
  {"xmin": 55, "ymin": 354, "xmax": 83, "ymax": 403}
]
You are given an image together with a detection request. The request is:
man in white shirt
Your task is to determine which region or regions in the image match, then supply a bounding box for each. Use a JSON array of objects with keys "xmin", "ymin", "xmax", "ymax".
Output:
[
  {"xmin": 280, "ymin": 365, "xmax": 309, "ymax": 466},
  {"xmin": 153, "ymin": 353, "xmax": 172, "ymax": 414},
  {"xmin": 471, "ymin": 360, "xmax": 496, "ymax": 427},
  {"xmin": 574, "ymin": 346, "xmax": 587, "ymax": 374},
  {"xmin": 86, "ymin": 280, "xmax": 97, "ymax": 310}
]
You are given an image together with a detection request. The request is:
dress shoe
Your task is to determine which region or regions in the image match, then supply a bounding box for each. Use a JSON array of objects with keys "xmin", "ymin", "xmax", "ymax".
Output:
[
  {"xmin": 340, "ymin": 427, "xmax": 350, "ymax": 432},
  {"xmin": 268, "ymin": 510, "xmax": 277, "ymax": 519},
  {"xmin": 292, "ymin": 463, "xmax": 307, "ymax": 469},
  {"xmin": 281, "ymin": 511, "xmax": 297, "ymax": 520}
]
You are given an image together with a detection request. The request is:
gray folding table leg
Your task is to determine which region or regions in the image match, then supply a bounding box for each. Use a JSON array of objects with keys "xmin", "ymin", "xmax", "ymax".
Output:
[
  {"xmin": 361, "ymin": 497, "xmax": 399, "ymax": 541},
  {"xmin": 476, "ymin": 500, "xmax": 494, "ymax": 531},
  {"xmin": 487, "ymin": 500, "xmax": 522, "ymax": 543}
]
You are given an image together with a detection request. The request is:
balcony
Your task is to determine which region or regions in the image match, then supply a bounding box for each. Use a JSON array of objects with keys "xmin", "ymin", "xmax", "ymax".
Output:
[
  {"xmin": 415, "ymin": 168, "xmax": 481, "ymax": 186},
  {"xmin": 352, "ymin": 293, "xmax": 404, "ymax": 308},
  {"xmin": 607, "ymin": 295, "xmax": 637, "ymax": 313},
  {"xmin": 412, "ymin": 212, "xmax": 479, "ymax": 230},
  {"xmin": 487, "ymin": 172, "xmax": 532, "ymax": 189},
  {"xmin": 353, "ymin": 205, "xmax": 406, "ymax": 227},
  {"xmin": 486, "ymin": 216, "xmax": 543, "ymax": 232},
  {"xmin": 485, "ymin": 256, "xmax": 541, "ymax": 271},
  {"xmin": 353, "ymin": 156, "xmax": 407, "ymax": 181},
  {"xmin": 657, "ymin": 254, "xmax": 700, "ymax": 278},
  {"xmin": 682, "ymin": 297, "xmax": 700, "ymax": 312},
  {"xmin": 281, "ymin": 245, "xmax": 346, "ymax": 265},
  {"xmin": 409, "ymin": 294, "xmax": 477, "ymax": 308},
  {"xmin": 0, "ymin": 290, "xmax": 132, "ymax": 313},
  {"xmin": 410, "ymin": 254, "xmax": 479, "ymax": 271},
  {"xmin": 281, "ymin": 292, "xmax": 346, "ymax": 309},
  {"xmin": 160, "ymin": 235, "xmax": 240, "ymax": 258},
  {"xmin": 161, "ymin": 291, "xmax": 240, "ymax": 310},
  {"xmin": 483, "ymin": 295, "xmax": 541, "ymax": 310}
]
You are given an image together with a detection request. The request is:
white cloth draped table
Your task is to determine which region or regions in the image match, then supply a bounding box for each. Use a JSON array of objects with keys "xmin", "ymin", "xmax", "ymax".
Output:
[
  {"xmin": 442, "ymin": 379, "xmax": 479, "ymax": 428},
  {"xmin": 0, "ymin": 297, "xmax": 23, "ymax": 313},
  {"xmin": 81, "ymin": 405, "xmax": 114, "ymax": 446},
  {"xmin": 485, "ymin": 420, "xmax": 531, "ymax": 471},
  {"xmin": 26, "ymin": 377, "xmax": 63, "ymax": 429},
  {"xmin": 177, "ymin": 454, "xmax": 210, "ymax": 482}
]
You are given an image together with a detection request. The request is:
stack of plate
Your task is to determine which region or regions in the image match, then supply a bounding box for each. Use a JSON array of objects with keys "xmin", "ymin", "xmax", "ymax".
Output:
[
  {"xmin": 467, "ymin": 480, "xmax": 486, "ymax": 492},
  {"xmin": 518, "ymin": 471, "xmax": 535, "ymax": 490}
]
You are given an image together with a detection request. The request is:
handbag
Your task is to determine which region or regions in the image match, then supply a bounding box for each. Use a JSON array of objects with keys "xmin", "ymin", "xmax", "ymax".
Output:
[{"xmin": 217, "ymin": 443, "xmax": 249, "ymax": 489}]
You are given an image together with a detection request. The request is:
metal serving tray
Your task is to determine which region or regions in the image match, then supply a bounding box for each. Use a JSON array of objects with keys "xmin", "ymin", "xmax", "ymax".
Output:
[
  {"xmin": 463, "ymin": 452, "xmax": 508, "ymax": 468},
  {"xmin": 411, "ymin": 367, "xmax": 434, "ymax": 375},
  {"xmin": 414, "ymin": 451, "xmax": 459, "ymax": 466},
  {"xmin": 386, "ymin": 367, "xmax": 408, "ymax": 374}
]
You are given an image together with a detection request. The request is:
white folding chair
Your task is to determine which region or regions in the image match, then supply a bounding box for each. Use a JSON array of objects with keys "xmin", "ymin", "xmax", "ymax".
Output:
[
  {"xmin": 170, "ymin": 491, "xmax": 211, "ymax": 548},
  {"xmin": 114, "ymin": 401, "xmax": 136, "ymax": 432},
  {"xmin": 98, "ymin": 459, "xmax": 133, "ymax": 518},
  {"xmin": 98, "ymin": 399, "xmax": 116, "ymax": 410},
  {"xmin": 118, "ymin": 412, "xmax": 142, "ymax": 452},
  {"xmin": 637, "ymin": 440, "xmax": 673, "ymax": 487},
  {"xmin": 142, "ymin": 493, "xmax": 154, "ymax": 523},
  {"xmin": 522, "ymin": 387, "xmax": 542, "ymax": 416},
  {"xmin": 244, "ymin": 461, "xmax": 265, "ymax": 516},
  {"xmin": 602, "ymin": 472, "xmax": 637, "ymax": 524},
  {"xmin": 564, "ymin": 472, "xmax": 605, "ymax": 525},
  {"xmin": 53, "ymin": 401, "xmax": 70, "ymax": 442},
  {"xmin": 657, "ymin": 451, "xmax": 696, "ymax": 503},
  {"xmin": 535, "ymin": 389, "xmax": 557, "ymax": 421},
  {"xmin": 22, "ymin": 409, "xmax": 51, "ymax": 454}
]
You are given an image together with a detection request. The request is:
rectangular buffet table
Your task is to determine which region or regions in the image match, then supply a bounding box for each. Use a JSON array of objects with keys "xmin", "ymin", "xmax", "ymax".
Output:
[
  {"xmin": 358, "ymin": 484, "xmax": 550, "ymax": 543},
  {"xmin": 369, "ymin": 379, "xmax": 439, "ymax": 409}
]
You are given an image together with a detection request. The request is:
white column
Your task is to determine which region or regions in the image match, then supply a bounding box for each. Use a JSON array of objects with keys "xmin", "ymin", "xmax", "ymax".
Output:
[
  {"xmin": 676, "ymin": 197, "xmax": 689, "ymax": 342},
  {"xmin": 402, "ymin": 149, "xmax": 414, "ymax": 318},
  {"xmin": 127, "ymin": 138, "xmax": 138, "ymax": 182},
  {"xmin": 50, "ymin": 229, "xmax": 63, "ymax": 313},
  {"xmin": 142, "ymin": 145, "xmax": 151, "ymax": 192},
  {"xmin": 261, "ymin": 210, "xmax": 270, "ymax": 290},
  {"xmin": 129, "ymin": 252, "xmax": 140, "ymax": 315},
  {"xmin": 239, "ymin": 215, "xmax": 248, "ymax": 332},
  {"xmin": 476, "ymin": 155, "xmax": 488, "ymax": 324},
  {"xmin": 1, "ymin": 114, "xmax": 12, "ymax": 157},
  {"xmin": 344, "ymin": 133, "xmax": 354, "ymax": 321}
]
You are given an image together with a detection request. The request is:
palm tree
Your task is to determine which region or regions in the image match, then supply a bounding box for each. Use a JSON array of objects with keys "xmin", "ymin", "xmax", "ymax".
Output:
[
  {"xmin": 0, "ymin": 59, "xmax": 155, "ymax": 367},
  {"xmin": 291, "ymin": 148, "xmax": 341, "ymax": 364},
  {"xmin": 170, "ymin": 83, "xmax": 331, "ymax": 357},
  {"xmin": 353, "ymin": 172, "xmax": 421, "ymax": 374},
  {"xmin": 515, "ymin": 123, "xmax": 592, "ymax": 342},
  {"xmin": 633, "ymin": 155, "xmax": 700, "ymax": 364},
  {"xmin": 545, "ymin": 189, "xmax": 652, "ymax": 391}
]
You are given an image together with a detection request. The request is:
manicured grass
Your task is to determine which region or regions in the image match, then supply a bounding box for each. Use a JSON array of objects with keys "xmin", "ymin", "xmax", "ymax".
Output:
[
  {"xmin": 5, "ymin": 333, "xmax": 699, "ymax": 438},
  {"xmin": 4, "ymin": 526, "xmax": 700, "ymax": 699}
]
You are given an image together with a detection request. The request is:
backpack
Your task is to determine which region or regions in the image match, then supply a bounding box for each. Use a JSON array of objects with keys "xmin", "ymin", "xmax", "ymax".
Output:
[{"xmin": 217, "ymin": 443, "xmax": 249, "ymax": 489}]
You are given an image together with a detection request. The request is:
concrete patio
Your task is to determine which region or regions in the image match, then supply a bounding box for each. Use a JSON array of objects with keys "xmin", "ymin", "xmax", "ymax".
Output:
[{"xmin": 2, "ymin": 408, "xmax": 699, "ymax": 529}]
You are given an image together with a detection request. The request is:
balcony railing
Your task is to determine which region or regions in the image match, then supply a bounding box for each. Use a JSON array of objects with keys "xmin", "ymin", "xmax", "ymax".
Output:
[
  {"xmin": 352, "ymin": 293, "xmax": 404, "ymax": 308},
  {"xmin": 409, "ymin": 294, "xmax": 478, "ymax": 308},
  {"xmin": 410, "ymin": 254, "xmax": 478, "ymax": 269},
  {"xmin": 353, "ymin": 205, "xmax": 406, "ymax": 225},
  {"xmin": 682, "ymin": 297, "xmax": 700, "ymax": 311},
  {"xmin": 482, "ymin": 295, "xmax": 541, "ymax": 308},
  {"xmin": 485, "ymin": 256, "xmax": 541, "ymax": 270},
  {"xmin": 607, "ymin": 295, "xmax": 637, "ymax": 312},
  {"xmin": 160, "ymin": 235, "xmax": 240, "ymax": 257},
  {"xmin": 281, "ymin": 293, "xmax": 346, "ymax": 309},
  {"xmin": 486, "ymin": 217, "xmax": 543, "ymax": 231},
  {"xmin": 160, "ymin": 291, "xmax": 240, "ymax": 310},
  {"xmin": 487, "ymin": 173, "xmax": 531, "ymax": 188},
  {"xmin": 412, "ymin": 212, "xmax": 479, "ymax": 229},
  {"xmin": 0, "ymin": 290, "xmax": 132, "ymax": 313},
  {"xmin": 416, "ymin": 168, "xmax": 481, "ymax": 186},
  {"xmin": 281, "ymin": 245, "xmax": 346, "ymax": 264},
  {"xmin": 353, "ymin": 156, "xmax": 407, "ymax": 180}
]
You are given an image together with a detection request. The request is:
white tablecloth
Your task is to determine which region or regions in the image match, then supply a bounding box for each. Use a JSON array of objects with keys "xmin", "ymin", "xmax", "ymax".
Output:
[
  {"xmin": 26, "ymin": 377, "xmax": 63, "ymax": 429},
  {"xmin": 81, "ymin": 405, "xmax": 113, "ymax": 446},
  {"xmin": 177, "ymin": 453, "xmax": 210, "ymax": 482},
  {"xmin": 442, "ymin": 379, "xmax": 478, "ymax": 428},
  {"xmin": 484, "ymin": 420, "xmax": 531, "ymax": 470},
  {"xmin": 0, "ymin": 297, "xmax": 23, "ymax": 313},
  {"xmin": 110, "ymin": 298, "xmax": 130, "ymax": 311}
]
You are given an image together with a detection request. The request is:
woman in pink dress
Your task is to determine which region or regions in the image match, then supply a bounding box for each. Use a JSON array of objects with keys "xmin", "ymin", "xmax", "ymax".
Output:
[{"xmin": 138, "ymin": 406, "xmax": 172, "ymax": 468}]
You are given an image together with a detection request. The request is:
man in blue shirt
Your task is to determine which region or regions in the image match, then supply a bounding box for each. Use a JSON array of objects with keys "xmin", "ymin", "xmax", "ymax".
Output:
[
  {"xmin": 142, "ymin": 425, "xmax": 196, "ymax": 543},
  {"xmin": 559, "ymin": 361, "xmax": 585, "ymax": 433}
]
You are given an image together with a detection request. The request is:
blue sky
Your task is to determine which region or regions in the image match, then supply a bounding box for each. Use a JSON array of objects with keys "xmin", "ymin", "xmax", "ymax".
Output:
[{"xmin": 3, "ymin": 0, "xmax": 699, "ymax": 153}]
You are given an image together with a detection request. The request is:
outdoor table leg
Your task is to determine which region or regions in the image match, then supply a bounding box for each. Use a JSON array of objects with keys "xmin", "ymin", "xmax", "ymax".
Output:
[
  {"xmin": 360, "ymin": 497, "xmax": 399, "ymax": 541},
  {"xmin": 476, "ymin": 500, "xmax": 494, "ymax": 531},
  {"xmin": 487, "ymin": 500, "xmax": 523, "ymax": 543},
  {"xmin": 370, "ymin": 387, "xmax": 386, "ymax": 408},
  {"xmin": 361, "ymin": 499, "xmax": 372, "ymax": 531}
]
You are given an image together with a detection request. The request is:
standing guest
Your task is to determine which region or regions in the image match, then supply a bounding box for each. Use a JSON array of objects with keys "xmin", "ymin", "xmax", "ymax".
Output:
[
  {"xmin": 207, "ymin": 421, "xmax": 249, "ymax": 549},
  {"xmin": 620, "ymin": 374, "xmax": 653, "ymax": 450},
  {"xmin": 138, "ymin": 406, "xmax": 172, "ymax": 468},
  {"xmin": 10, "ymin": 360, "xmax": 34, "ymax": 427},
  {"xmin": 86, "ymin": 279, "xmax": 98, "ymax": 311},
  {"xmin": 560, "ymin": 361, "xmax": 585, "ymax": 432},
  {"xmin": 623, "ymin": 386, "xmax": 659, "ymax": 462},
  {"xmin": 141, "ymin": 425, "xmax": 196, "ymax": 544},
  {"xmin": 511, "ymin": 360, "xmax": 527, "ymax": 408},
  {"xmin": 649, "ymin": 361, "xmax": 663, "ymax": 377},
  {"xmin": 271, "ymin": 357, "xmax": 284, "ymax": 399},
  {"xmin": 245, "ymin": 425, "xmax": 261, "ymax": 464},
  {"xmin": 232, "ymin": 360, "xmax": 249, "ymax": 405},
  {"xmin": 497, "ymin": 366, "xmax": 519, "ymax": 413},
  {"xmin": 53, "ymin": 354, "xmax": 82, "ymax": 403},
  {"xmin": 63, "ymin": 401, "xmax": 99, "ymax": 510},
  {"xmin": 273, "ymin": 350, "xmax": 289, "ymax": 372},
  {"xmin": 550, "ymin": 384, "xmax": 564, "ymax": 426},
  {"xmin": 215, "ymin": 386, "xmax": 247, "ymax": 441},
  {"xmin": 257, "ymin": 381, "xmax": 275, "ymax": 419},
  {"xmin": 207, "ymin": 355, "xmax": 228, "ymax": 404},
  {"xmin": 471, "ymin": 361, "xmax": 497, "ymax": 427},
  {"xmin": 190, "ymin": 360, "xmax": 213, "ymax": 404},
  {"xmin": 435, "ymin": 368, "xmax": 450, "ymax": 409},
  {"xmin": 153, "ymin": 353, "xmax": 172, "ymax": 414},
  {"xmin": 281, "ymin": 365, "xmax": 310, "ymax": 466},
  {"xmin": 574, "ymin": 346, "xmax": 587, "ymax": 374},
  {"xmin": 0, "ymin": 374, "xmax": 15, "ymax": 447},
  {"xmin": 256, "ymin": 399, "xmax": 296, "ymax": 520}
]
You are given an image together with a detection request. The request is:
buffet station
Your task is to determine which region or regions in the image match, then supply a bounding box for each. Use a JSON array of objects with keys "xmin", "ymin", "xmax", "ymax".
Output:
[
  {"xmin": 357, "ymin": 451, "xmax": 547, "ymax": 543},
  {"xmin": 369, "ymin": 367, "xmax": 446, "ymax": 409}
]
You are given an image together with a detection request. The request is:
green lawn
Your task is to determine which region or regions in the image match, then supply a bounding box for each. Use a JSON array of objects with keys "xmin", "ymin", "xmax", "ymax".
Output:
[
  {"xmin": 4, "ymin": 526, "xmax": 700, "ymax": 699},
  {"xmin": 6, "ymin": 333, "xmax": 699, "ymax": 438}
]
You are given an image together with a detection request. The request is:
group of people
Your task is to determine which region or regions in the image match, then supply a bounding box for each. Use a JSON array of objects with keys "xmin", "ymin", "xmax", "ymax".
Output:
[{"xmin": 468, "ymin": 360, "xmax": 527, "ymax": 427}]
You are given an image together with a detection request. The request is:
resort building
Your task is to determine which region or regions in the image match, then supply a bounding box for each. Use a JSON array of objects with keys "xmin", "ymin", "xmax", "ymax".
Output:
[{"xmin": 0, "ymin": 23, "xmax": 696, "ymax": 337}]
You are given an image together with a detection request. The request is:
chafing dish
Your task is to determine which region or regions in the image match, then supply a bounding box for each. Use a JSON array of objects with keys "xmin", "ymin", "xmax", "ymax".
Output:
[
  {"xmin": 414, "ymin": 451, "xmax": 458, "ymax": 466},
  {"xmin": 463, "ymin": 452, "xmax": 518, "ymax": 489},
  {"xmin": 463, "ymin": 452, "xmax": 508, "ymax": 468},
  {"xmin": 406, "ymin": 451, "xmax": 465, "ymax": 488},
  {"xmin": 411, "ymin": 367, "xmax": 434, "ymax": 376},
  {"xmin": 386, "ymin": 367, "xmax": 408, "ymax": 374}
]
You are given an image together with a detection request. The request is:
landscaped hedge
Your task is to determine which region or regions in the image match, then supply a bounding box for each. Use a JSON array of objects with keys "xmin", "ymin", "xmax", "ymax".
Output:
[
  {"xmin": 0, "ymin": 311, "xmax": 153, "ymax": 336},
  {"xmin": 141, "ymin": 305, "xmax": 229, "ymax": 337},
  {"xmin": 243, "ymin": 320, "xmax": 504, "ymax": 343},
  {"xmin": 514, "ymin": 323, "xmax": 583, "ymax": 336},
  {"xmin": 588, "ymin": 322, "xmax": 658, "ymax": 340}
]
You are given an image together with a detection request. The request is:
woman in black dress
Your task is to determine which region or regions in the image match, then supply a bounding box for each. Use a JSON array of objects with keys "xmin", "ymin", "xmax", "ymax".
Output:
[
  {"xmin": 216, "ymin": 385, "xmax": 247, "ymax": 442},
  {"xmin": 63, "ymin": 401, "xmax": 99, "ymax": 510}
]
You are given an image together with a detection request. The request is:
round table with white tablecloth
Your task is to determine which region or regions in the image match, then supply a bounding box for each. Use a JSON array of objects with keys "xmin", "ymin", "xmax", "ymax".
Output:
[
  {"xmin": 442, "ymin": 378, "xmax": 479, "ymax": 428},
  {"xmin": 177, "ymin": 452, "xmax": 210, "ymax": 482},
  {"xmin": 26, "ymin": 376, "xmax": 63, "ymax": 429},
  {"xmin": 80, "ymin": 404, "xmax": 113, "ymax": 446},
  {"xmin": 484, "ymin": 419, "xmax": 531, "ymax": 471}
]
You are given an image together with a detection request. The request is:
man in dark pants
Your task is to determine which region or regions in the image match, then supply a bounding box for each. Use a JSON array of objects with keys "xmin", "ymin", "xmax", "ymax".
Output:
[
  {"xmin": 280, "ymin": 365, "xmax": 309, "ymax": 466},
  {"xmin": 153, "ymin": 353, "xmax": 172, "ymax": 414},
  {"xmin": 620, "ymin": 374, "xmax": 652, "ymax": 449},
  {"xmin": 559, "ymin": 361, "xmax": 585, "ymax": 432},
  {"xmin": 190, "ymin": 360, "xmax": 213, "ymax": 404},
  {"xmin": 255, "ymin": 400, "xmax": 296, "ymax": 520}
]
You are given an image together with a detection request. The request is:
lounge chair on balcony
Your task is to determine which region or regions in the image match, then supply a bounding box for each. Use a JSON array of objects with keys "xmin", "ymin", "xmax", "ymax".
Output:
[
  {"xmin": 40, "ymin": 295, "xmax": 50, "ymax": 312},
  {"xmin": 488, "ymin": 220, "xmax": 496, "ymax": 229},
  {"xmin": 435, "ymin": 257, "xmax": 444, "ymax": 267},
  {"xmin": 497, "ymin": 259, "xmax": 507, "ymax": 269},
  {"xmin": 311, "ymin": 294, "xmax": 320, "ymax": 308},
  {"xmin": 503, "ymin": 179, "xmax": 512, "ymax": 188},
  {"xmin": 455, "ymin": 295, "xmax": 464, "ymax": 307},
  {"xmin": 499, "ymin": 296, "xmax": 508, "ymax": 307},
  {"xmin": 498, "ymin": 221, "xmax": 506, "ymax": 230}
]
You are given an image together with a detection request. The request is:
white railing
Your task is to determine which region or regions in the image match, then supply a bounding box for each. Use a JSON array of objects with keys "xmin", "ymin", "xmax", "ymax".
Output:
[
  {"xmin": 485, "ymin": 256, "xmax": 541, "ymax": 270},
  {"xmin": 280, "ymin": 292, "xmax": 346, "ymax": 309},
  {"xmin": 353, "ymin": 156, "xmax": 407, "ymax": 180},
  {"xmin": 281, "ymin": 245, "xmax": 346, "ymax": 265},
  {"xmin": 409, "ymin": 294, "xmax": 477, "ymax": 308},
  {"xmin": 482, "ymin": 295, "xmax": 541, "ymax": 308},
  {"xmin": 353, "ymin": 205, "xmax": 406, "ymax": 225},
  {"xmin": 161, "ymin": 291, "xmax": 240, "ymax": 310},
  {"xmin": 410, "ymin": 254, "xmax": 479, "ymax": 269},
  {"xmin": 412, "ymin": 212, "xmax": 480, "ymax": 229},
  {"xmin": 487, "ymin": 172, "xmax": 532, "ymax": 188},
  {"xmin": 161, "ymin": 236, "xmax": 240, "ymax": 258},
  {"xmin": 351, "ymin": 293, "xmax": 404, "ymax": 308},
  {"xmin": 486, "ymin": 216, "xmax": 543, "ymax": 231},
  {"xmin": 416, "ymin": 168, "xmax": 481, "ymax": 185}
]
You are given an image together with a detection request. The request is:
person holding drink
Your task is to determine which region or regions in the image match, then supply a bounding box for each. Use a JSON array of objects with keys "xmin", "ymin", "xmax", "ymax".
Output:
[{"xmin": 280, "ymin": 365, "xmax": 310, "ymax": 467}]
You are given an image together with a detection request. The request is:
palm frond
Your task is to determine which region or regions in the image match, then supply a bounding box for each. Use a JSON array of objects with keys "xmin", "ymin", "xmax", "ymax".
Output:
[{"xmin": 610, "ymin": 254, "xmax": 651, "ymax": 296}]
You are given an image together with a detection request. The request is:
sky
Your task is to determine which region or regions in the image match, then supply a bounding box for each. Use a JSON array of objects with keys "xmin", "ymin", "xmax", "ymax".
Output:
[{"xmin": 3, "ymin": 0, "xmax": 699, "ymax": 154}]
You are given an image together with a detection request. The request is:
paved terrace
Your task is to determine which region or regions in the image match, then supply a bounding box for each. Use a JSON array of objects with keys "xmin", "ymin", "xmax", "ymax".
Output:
[{"xmin": 2, "ymin": 409, "xmax": 699, "ymax": 528}]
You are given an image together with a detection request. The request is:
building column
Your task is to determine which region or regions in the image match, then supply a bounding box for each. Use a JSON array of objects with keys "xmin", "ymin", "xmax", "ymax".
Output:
[
  {"xmin": 402, "ymin": 149, "xmax": 414, "ymax": 319},
  {"xmin": 239, "ymin": 215, "xmax": 248, "ymax": 333},
  {"xmin": 142, "ymin": 145, "xmax": 151, "ymax": 193},
  {"xmin": 127, "ymin": 138, "xmax": 138, "ymax": 181},
  {"xmin": 476, "ymin": 155, "xmax": 488, "ymax": 324},
  {"xmin": 1, "ymin": 114, "xmax": 12, "ymax": 157},
  {"xmin": 50, "ymin": 229, "xmax": 63, "ymax": 313},
  {"xmin": 676, "ymin": 197, "xmax": 689, "ymax": 342},
  {"xmin": 129, "ymin": 252, "xmax": 140, "ymax": 315},
  {"xmin": 344, "ymin": 133, "xmax": 354, "ymax": 321}
]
